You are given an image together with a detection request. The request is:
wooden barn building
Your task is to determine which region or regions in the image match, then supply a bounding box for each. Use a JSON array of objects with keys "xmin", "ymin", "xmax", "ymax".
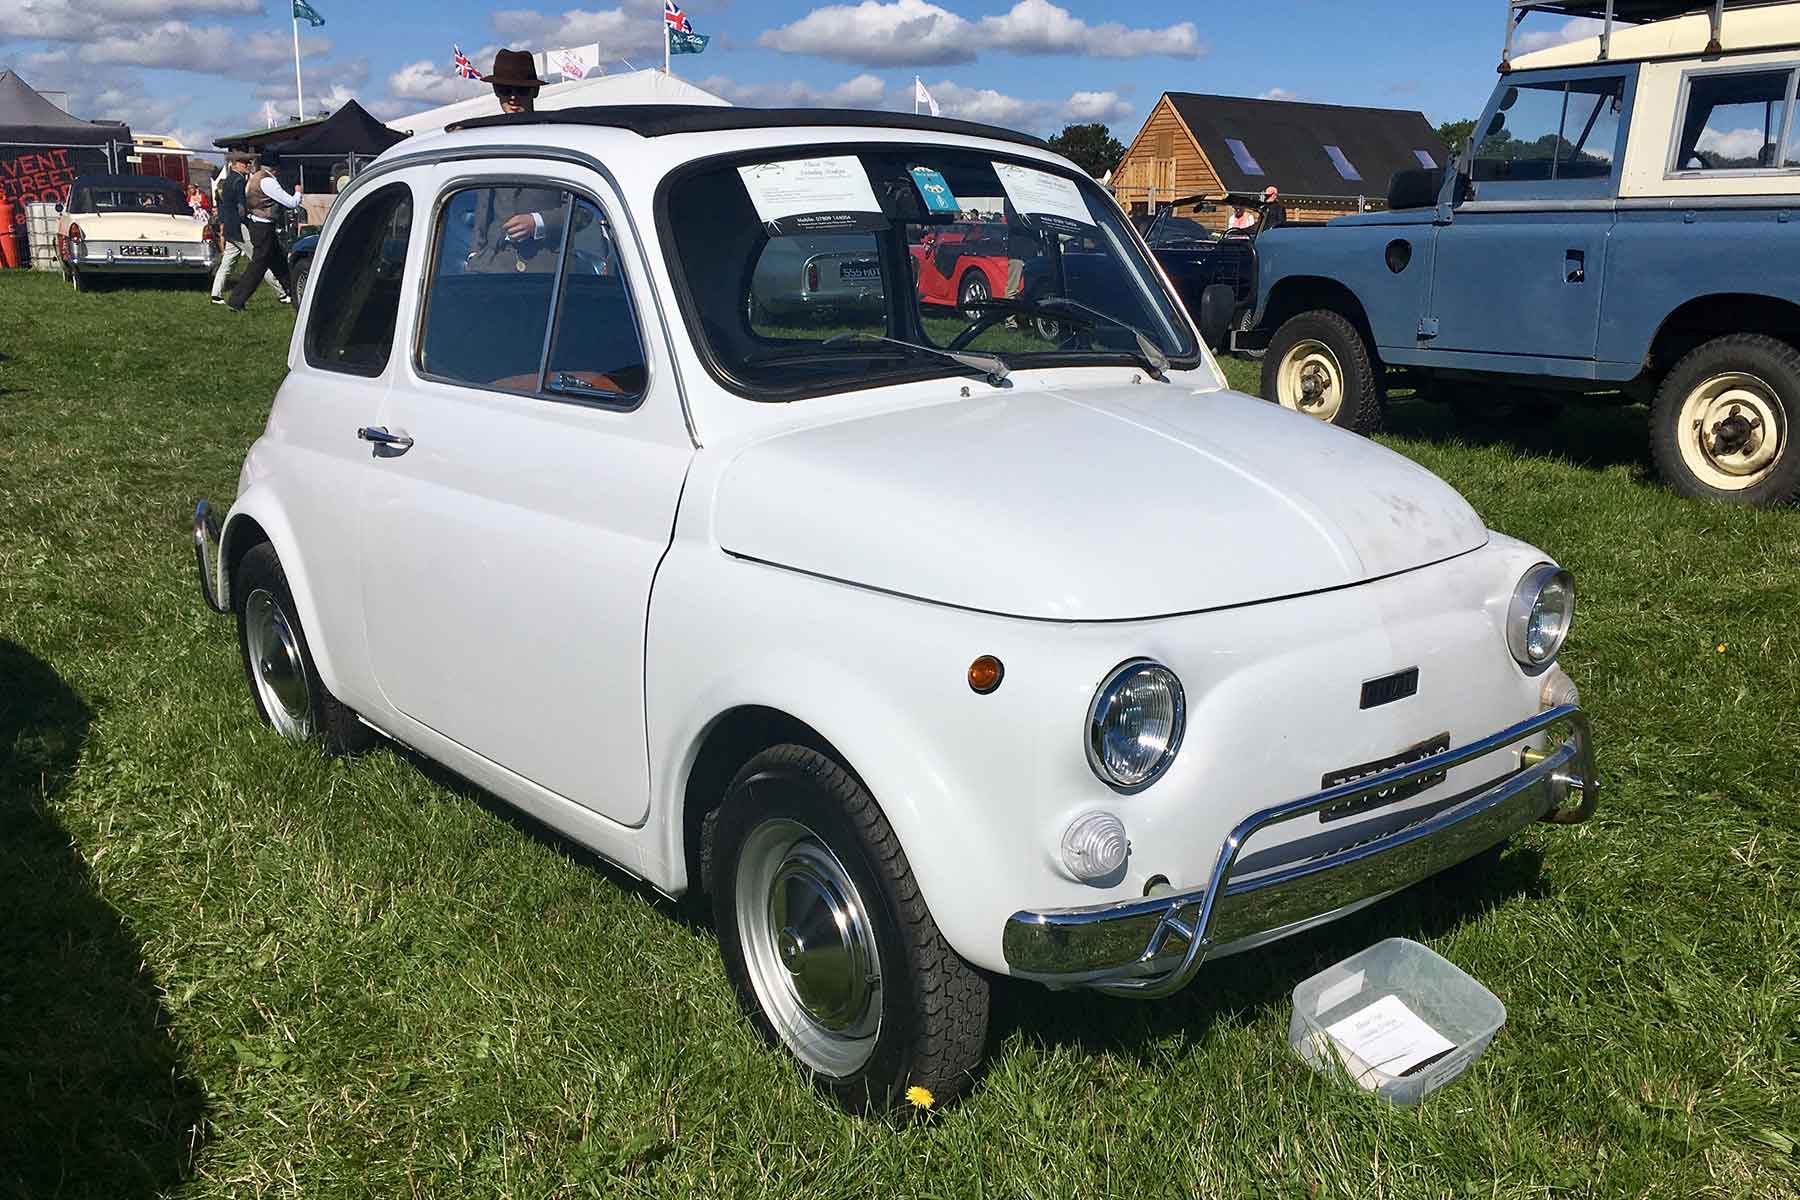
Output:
[{"xmin": 1112, "ymin": 93, "xmax": 1448, "ymax": 228}]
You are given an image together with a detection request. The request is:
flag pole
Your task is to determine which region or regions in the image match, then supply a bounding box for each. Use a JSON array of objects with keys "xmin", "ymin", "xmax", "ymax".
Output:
[
  {"xmin": 914, "ymin": 76, "xmax": 919, "ymax": 114},
  {"xmin": 292, "ymin": 12, "xmax": 305, "ymax": 119},
  {"xmin": 664, "ymin": 21, "xmax": 671, "ymax": 73}
]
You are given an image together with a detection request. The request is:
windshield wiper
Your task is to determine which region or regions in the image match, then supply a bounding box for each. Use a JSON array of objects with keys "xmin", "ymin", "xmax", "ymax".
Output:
[
  {"xmin": 1031, "ymin": 298, "xmax": 1171, "ymax": 380},
  {"xmin": 821, "ymin": 332, "xmax": 1009, "ymax": 387}
]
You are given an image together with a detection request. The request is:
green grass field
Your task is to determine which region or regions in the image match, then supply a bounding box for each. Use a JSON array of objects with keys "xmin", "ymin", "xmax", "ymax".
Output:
[{"xmin": 2, "ymin": 269, "xmax": 1796, "ymax": 1199}]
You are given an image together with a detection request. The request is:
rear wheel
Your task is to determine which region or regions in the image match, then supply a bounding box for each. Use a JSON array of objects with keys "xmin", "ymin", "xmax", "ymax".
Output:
[
  {"xmin": 233, "ymin": 542, "xmax": 376, "ymax": 754},
  {"xmin": 710, "ymin": 745, "xmax": 990, "ymax": 1113},
  {"xmin": 957, "ymin": 270, "xmax": 991, "ymax": 309},
  {"xmin": 1261, "ymin": 309, "xmax": 1383, "ymax": 433},
  {"xmin": 1651, "ymin": 333, "xmax": 1800, "ymax": 506},
  {"xmin": 290, "ymin": 256, "xmax": 311, "ymax": 306}
]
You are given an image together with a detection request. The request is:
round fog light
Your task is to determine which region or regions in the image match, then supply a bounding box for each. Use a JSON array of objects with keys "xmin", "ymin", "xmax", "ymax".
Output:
[{"xmin": 1061, "ymin": 811, "xmax": 1129, "ymax": 881}]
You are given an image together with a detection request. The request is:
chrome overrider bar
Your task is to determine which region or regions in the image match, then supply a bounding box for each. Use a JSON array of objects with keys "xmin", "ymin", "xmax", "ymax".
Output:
[
  {"xmin": 1003, "ymin": 705, "xmax": 1595, "ymax": 999},
  {"xmin": 193, "ymin": 499, "xmax": 228, "ymax": 614}
]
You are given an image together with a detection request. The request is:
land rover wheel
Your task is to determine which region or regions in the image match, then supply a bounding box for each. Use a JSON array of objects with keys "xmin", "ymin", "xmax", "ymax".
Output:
[
  {"xmin": 1262, "ymin": 309, "xmax": 1382, "ymax": 434},
  {"xmin": 710, "ymin": 744, "xmax": 990, "ymax": 1113},
  {"xmin": 233, "ymin": 542, "xmax": 376, "ymax": 753},
  {"xmin": 1651, "ymin": 334, "xmax": 1800, "ymax": 507}
]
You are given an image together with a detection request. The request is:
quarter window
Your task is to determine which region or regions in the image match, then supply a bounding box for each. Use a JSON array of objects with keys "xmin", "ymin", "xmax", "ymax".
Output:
[
  {"xmin": 543, "ymin": 197, "xmax": 649, "ymax": 403},
  {"xmin": 304, "ymin": 182, "xmax": 412, "ymax": 376},
  {"xmin": 1674, "ymin": 69, "xmax": 1798, "ymax": 172}
]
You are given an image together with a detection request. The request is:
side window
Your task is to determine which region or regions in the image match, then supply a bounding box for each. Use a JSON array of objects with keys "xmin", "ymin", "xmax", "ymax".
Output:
[
  {"xmin": 543, "ymin": 197, "xmax": 649, "ymax": 403},
  {"xmin": 1674, "ymin": 69, "xmax": 1797, "ymax": 172},
  {"xmin": 1474, "ymin": 77, "xmax": 1626, "ymax": 184},
  {"xmin": 303, "ymin": 182, "xmax": 412, "ymax": 375},
  {"xmin": 417, "ymin": 184, "xmax": 572, "ymax": 393}
]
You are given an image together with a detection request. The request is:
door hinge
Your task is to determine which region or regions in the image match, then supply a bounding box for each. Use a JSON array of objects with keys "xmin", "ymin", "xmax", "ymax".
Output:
[{"xmin": 1418, "ymin": 317, "xmax": 1440, "ymax": 340}]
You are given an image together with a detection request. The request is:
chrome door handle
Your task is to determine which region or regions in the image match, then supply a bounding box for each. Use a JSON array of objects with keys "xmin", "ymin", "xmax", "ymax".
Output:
[{"xmin": 357, "ymin": 425, "xmax": 414, "ymax": 455}]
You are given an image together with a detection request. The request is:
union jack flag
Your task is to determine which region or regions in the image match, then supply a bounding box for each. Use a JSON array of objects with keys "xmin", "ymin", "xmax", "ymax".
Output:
[
  {"xmin": 452, "ymin": 44, "xmax": 479, "ymax": 80},
  {"xmin": 664, "ymin": 0, "xmax": 691, "ymax": 33}
]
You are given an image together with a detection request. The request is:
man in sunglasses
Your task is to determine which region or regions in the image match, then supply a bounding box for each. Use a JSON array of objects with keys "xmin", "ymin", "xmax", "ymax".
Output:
[{"xmin": 465, "ymin": 49, "xmax": 565, "ymax": 272}]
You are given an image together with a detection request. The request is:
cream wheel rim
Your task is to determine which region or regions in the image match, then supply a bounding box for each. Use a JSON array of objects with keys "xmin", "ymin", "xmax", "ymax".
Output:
[
  {"xmin": 1276, "ymin": 339, "xmax": 1344, "ymax": 421},
  {"xmin": 1677, "ymin": 371, "xmax": 1785, "ymax": 492}
]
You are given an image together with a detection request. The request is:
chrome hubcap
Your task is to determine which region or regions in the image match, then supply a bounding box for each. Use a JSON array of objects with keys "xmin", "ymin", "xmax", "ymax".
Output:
[
  {"xmin": 1277, "ymin": 338, "xmax": 1343, "ymax": 421},
  {"xmin": 1678, "ymin": 371, "xmax": 1785, "ymax": 491},
  {"xmin": 244, "ymin": 588, "xmax": 312, "ymax": 740},
  {"xmin": 736, "ymin": 817, "xmax": 881, "ymax": 1075}
]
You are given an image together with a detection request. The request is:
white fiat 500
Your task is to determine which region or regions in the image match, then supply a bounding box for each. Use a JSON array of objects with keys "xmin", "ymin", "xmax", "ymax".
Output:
[{"xmin": 195, "ymin": 106, "xmax": 1596, "ymax": 1112}]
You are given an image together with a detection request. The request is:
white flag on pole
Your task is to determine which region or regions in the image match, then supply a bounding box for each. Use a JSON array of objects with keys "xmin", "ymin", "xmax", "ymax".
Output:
[
  {"xmin": 915, "ymin": 77, "xmax": 940, "ymax": 117},
  {"xmin": 546, "ymin": 43, "xmax": 603, "ymax": 80}
]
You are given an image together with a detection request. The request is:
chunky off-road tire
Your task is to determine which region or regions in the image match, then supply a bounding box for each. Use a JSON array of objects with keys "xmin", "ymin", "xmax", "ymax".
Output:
[
  {"xmin": 710, "ymin": 744, "xmax": 990, "ymax": 1113},
  {"xmin": 233, "ymin": 542, "xmax": 376, "ymax": 754},
  {"xmin": 1650, "ymin": 333, "xmax": 1800, "ymax": 507},
  {"xmin": 1261, "ymin": 308, "xmax": 1384, "ymax": 434}
]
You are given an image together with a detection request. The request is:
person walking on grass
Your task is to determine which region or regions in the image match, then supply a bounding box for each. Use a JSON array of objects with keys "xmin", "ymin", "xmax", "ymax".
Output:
[{"xmin": 225, "ymin": 152, "xmax": 302, "ymax": 312}]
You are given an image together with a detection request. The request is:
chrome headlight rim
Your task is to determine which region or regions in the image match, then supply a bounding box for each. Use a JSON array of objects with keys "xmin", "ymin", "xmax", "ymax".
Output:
[
  {"xmin": 1085, "ymin": 657, "xmax": 1187, "ymax": 794},
  {"xmin": 1506, "ymin": 562, "xmax": 1575, "ymax": 668}
]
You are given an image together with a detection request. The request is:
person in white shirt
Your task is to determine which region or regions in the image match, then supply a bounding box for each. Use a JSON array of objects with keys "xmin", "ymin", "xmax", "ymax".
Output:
[{"xmin": 225, "ymin": 152, "xmax": 303, "ymax": 312}]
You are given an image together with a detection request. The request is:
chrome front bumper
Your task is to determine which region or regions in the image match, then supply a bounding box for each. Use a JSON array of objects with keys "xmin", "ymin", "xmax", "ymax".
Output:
[
  {"xmin": 194, "ymin": 499, "xmax": 228, "ymax": 613},
  {"xmin": 1002, "ymin": 705, "xmax": 1595, "ymax": 998}
]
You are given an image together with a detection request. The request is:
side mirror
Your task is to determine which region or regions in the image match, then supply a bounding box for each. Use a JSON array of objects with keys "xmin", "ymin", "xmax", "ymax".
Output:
[{"xmin": 1197, "ymin": 283, "xmax": 1235, "ymax": 352}]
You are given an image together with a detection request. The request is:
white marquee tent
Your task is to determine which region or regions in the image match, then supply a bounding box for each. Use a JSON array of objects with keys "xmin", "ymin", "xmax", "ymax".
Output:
[{"xmin": 393, "ymin": 69, "xmax": 729, "ymax": 137}]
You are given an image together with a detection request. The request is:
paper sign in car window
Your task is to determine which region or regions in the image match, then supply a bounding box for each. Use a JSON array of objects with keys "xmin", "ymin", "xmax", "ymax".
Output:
[
  {"xmin": 992, "ymin": 162, "xmax": 1095, "ymax": 235},
  {"xmin": 909, "ymin": 166, "xmax": 960, "ymax": 214},
  {"xmin": 738, "ymin": 156, "xmax": 887, "ymax": 236}
]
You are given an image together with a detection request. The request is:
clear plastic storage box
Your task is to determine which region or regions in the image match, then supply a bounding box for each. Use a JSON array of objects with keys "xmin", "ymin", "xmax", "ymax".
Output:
[{"xmin": 1288, "ymin": 937, "xmax": 1506, "ymax": 1104}]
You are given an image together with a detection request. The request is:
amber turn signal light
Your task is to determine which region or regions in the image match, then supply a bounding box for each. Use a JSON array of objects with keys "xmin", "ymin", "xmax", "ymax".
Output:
[{"xmin": 967, "ymin": 655, "xmax": 1004, "ymax": 694}]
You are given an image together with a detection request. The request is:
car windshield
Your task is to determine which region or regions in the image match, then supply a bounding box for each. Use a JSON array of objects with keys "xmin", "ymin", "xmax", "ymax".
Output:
[
  {"xmin": 664, "ymin": 146, "xmax": 1200, "ymax": 398},
  {"xmin": 80, "ymin": 186, "xmax": 186, "ymax": 215}
]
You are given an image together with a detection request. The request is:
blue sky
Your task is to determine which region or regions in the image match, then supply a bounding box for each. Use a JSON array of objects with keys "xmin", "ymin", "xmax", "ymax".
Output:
[{"xmin": 0, "ymin": 1, "xmax": 1602, "ymax": 150}]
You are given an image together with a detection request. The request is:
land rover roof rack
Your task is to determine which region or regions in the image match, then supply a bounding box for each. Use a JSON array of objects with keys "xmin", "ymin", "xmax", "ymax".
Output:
[
  {"xmin": 1501, "ymin": 0, "xmax": 1785, "ymax": 70},
  {"xmin": 448, "ymin": 104, "xmax": 1049, "ymax": 150}
]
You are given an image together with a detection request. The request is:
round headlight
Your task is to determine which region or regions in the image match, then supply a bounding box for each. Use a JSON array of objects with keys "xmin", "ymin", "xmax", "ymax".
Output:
[
  {"xmin": 1086, "ymin": 659, "xmax": 1186, "ymax": 791},
  {"xmin": 1507, "ymin": 564, "xmax": 1575, "ymax": 667}
]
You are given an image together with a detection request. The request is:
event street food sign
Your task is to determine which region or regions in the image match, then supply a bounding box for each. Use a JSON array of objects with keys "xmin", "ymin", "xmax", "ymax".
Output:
[{"xmin": 0, "ymin": 145, "xmax": 103, "ymax": 225}]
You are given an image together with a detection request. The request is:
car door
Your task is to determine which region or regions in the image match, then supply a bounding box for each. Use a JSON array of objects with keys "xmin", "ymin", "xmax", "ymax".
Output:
[
  {"xmin": 1427, "ymin": 67, "xmax": 1634, "ymax": 361},
  {"xmin": 357, "ymin": 161, "xmax": 692, "ymax": 827}
]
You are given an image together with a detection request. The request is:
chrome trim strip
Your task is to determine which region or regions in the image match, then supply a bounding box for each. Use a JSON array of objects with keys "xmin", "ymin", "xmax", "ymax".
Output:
[{"xmin": 1002, "ymin": 705, "xmax": 1595, "ymax": 997}]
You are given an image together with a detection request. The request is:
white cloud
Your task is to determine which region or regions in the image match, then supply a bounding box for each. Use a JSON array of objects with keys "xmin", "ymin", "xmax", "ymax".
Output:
[
  {"xmin": 0, "ymin": 0, "xmax": 260, "ymax": 41},
  {"xmin": 696, "ymin": 72, "xmax": 889, "ymax": 108},
  {"xmin": 253, "ymin": 56, "xmax": 370, "ymax": 105},
  {"xmin": 1063, "ymin": 89, "xmax": 1132, "ymax": 123},
  {"xmin": 489, "ymin": 3, "xmax": 668, "ymax": 57},
  {"xmin": 1696, "ymin": 126, "xmax": 1769, "ymax": 163},
  {"xmin": 1258, "ymin": 87, "xmax": 1299, "ymax": 102},
  {"xmin": 77, "ymin": 21, "xmax": 334, "ymax": 80},
  {"xmin": 980, "ymin": 0, "xmax": 1202, "ymax": 59},
  {"xmin": 1515, "ymin": 17, "xmax": 1604, "ymax": 54},
  {"xmin": 386, "ymin": 58, "xmax": 491, "ymax": 105}
]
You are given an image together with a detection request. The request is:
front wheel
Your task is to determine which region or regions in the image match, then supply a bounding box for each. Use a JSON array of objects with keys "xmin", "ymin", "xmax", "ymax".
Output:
[
  {"xmin": 289, "ymin": 256, "xmax": 311, "ymax": 306},
  {"xmin": 1261, "ymin": 309, "xmax": 1383, "ymax": 433},
  {"xmin": 957, "ymin": 270, "xmax": 991, "ymax": 310},
  {"xmin": 1651, "ymin": 333, "xmax": 1799, "ymax": 506},
  {"xmin": 711, "ymin": 745, "xmax": 990, "ymax": 1113}
]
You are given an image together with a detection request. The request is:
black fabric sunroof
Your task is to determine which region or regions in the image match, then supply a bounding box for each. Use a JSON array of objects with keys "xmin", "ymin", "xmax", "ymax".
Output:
[{"xmin": 449, "ymin": 105, "xmax": 1048, "ymax": 150}]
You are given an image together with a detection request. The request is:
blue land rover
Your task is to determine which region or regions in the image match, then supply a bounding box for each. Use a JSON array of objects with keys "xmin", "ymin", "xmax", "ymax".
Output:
[{"xmin": 1244, "ymin": 0, "xmax": 1800, "ymax": 507}]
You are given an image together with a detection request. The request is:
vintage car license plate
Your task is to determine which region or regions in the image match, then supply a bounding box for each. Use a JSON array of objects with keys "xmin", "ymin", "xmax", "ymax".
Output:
[
  {"xmin": 1318, "ymin": 732, "xmax": 1451, "ymax": 823},
  {"xmin": 121, "ymin": 244, "xmax": 170, "ymax": 258},
  {"xmin": 839, "ymin": 260, "xmax": 880, "ymax": 280}
]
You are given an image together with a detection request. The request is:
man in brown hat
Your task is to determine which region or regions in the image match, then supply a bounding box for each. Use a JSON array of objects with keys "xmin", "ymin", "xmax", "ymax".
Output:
[{"xmin": 464, "ymin": 49, "xmax": 565, "ymax": 271}]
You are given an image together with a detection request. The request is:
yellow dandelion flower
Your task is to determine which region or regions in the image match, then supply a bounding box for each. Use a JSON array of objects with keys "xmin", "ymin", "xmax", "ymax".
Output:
[
  {"xmin": 1716, "ymin": 643, "xmax": 1728, "ymax": 653},
  {"xmin": 905, "ymin": 1085, "xmax": 935, "ymax": 1110}
]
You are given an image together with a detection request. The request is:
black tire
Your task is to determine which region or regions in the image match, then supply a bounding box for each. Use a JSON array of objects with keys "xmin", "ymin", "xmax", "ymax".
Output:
[
  {"xmin": 1650, "ymin": 333, "xmax": 1800, "ymax": 507},
  {"xmin": 233, "ymin": 542, "xmax": 376, "ymax": 754},
  {"xmin": 957, "ymin": 269, "xmax": 991, "ymax": 308},
  {"xmin": 290, "ymin": 256, "xmax": 311, "ymax": 306},
  {"xmin": 710, "ymin": 744, "xmax": 990, "ymax": 1113},
  {"xmin": 1260, "ymin": 309, "xmax": 1383, "ymax": 434}
]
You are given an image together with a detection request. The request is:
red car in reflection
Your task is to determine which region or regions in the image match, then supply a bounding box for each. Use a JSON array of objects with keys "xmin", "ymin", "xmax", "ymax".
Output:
[{"xmin": 909, "ymin": 222, "xmax": 1013, "ymax": 309}]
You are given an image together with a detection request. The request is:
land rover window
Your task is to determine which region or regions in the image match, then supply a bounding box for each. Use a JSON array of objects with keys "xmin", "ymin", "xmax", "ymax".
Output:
[
  {"xmin": 1673, "ymin": 68, "xmax": 1798, "ymax": 173},
  {"xmin": 1474, "ymin": 76, "xmax": 1624, "ymax": 184},
  {"xmin": 303, "ymin": 182, "xmax": 413, "ymax": 376},
  {"xmin": 417, "ymin": 184, "xmax": 573, "ymax": 394},
  {"xmin": 542, "ymin": 196, "xmax": 649, "ymax": 404}
]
